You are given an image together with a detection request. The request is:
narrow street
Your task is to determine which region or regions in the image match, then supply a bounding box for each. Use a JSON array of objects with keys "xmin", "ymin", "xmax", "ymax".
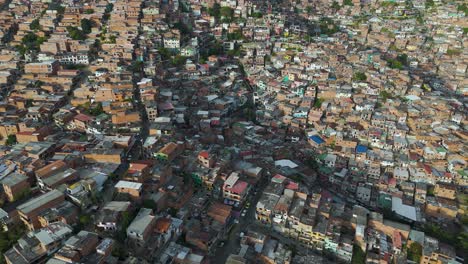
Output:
[{"xmin": 211, "ymin": 169, "xmax": 269, "ymax": 262}]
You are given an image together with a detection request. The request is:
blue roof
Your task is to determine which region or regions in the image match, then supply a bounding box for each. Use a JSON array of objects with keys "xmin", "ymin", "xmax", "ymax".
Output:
[
  {"xmin": 356, "ymin": 145, "xmax": 368, "ymax": 153},
  {"xmin": 309, "ymin": 135, "xmax": 325, "ymax": 145}
]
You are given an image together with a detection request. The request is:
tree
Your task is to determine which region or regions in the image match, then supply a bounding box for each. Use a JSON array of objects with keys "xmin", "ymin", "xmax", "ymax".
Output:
[
  {"xmin": 108, "ymin": 35, "xmax": 116, "ymax": 43},
  {"xmin": 5, "ymin": 135, "xmax": 17, "ymax": 146},
  {"xmin": 48, "ymin": 2, "xmax": 65, "ymax": 15},
  {"xmin": 174, "ymin": 22, "xmax": 191, "ymax": 35},
  {"xmin": 353, "ymin": 72, "xmax": 367, "ymax": 81},
  {"xmin": 319, "ymin": 17, "xmax": 339, "ymax": 35},
  {"xmin": 227, "ymin": 48, "xmax": 241, "ymax": 57},
  {"xmin": 331, "ymin": 1, "xmax": 341, "ymax": 10},
  {"xmin": 25, "ymin": 99, "xmax": 34, "ymax": 108},
  {"xmin": 111, "ymin": 243, "xmax": 127, "ymax": 260},
  {"xmin": 379, "ymin": 90, "xmax": 392, "ymax": 102},
  {"xmin": 397, "ymin": 54, "xmax": 408, "ymax": 66},
  {"xmin": 80, "ymin": 19, "xmax": 93, "ymax": 34},
  {"xmin": 351, "ymin": 244, "xmax": 365, "ymax": 264},
  {"xmin": 208, "ymin": 3, "xmax": 221, "ymax": 19},
  {"xmin": 67, "ymin": 26, "xmax": 86, "ymax": 40},
  {"xmin": 305, "ymin": 157, "xmax": 319, "ymax": 170},
  {"xmin": 0, "ymin": 223, "xmax": 26, "ymax": 264},
  {"xmin": 407, "ymin": 242, "xmax": 422, "ymax": 263},
  {"xmin": 227, "ymin": 29, "xmax": 244, "ymax": 40},
  {"xmin": 142, "ymin": 199, "xmax": 157, "ymax": 210},
  {"xmin": 158, "ymin": 47, "xmax": 171, "ymax": 60},
  {"xmin": 128, "ymin": 61, "xmax": 143, "ymax": 73},
  {"xmin": 30, "ymin": 19, "xmax": 41, "ymax": 30},
  {"xmin": 85, "ymin": 102, "xmax": 104, "ymax": 116},
  {"xmin": 85, "ymin": 9, "xmax": 94, "ymax": 14},
  {"xmin": 220, "ymin": 6, "xmax": 233, "ymax": 18},
  {"xmin": 386, "ymin": 56, "xmax": 404, "ymax": 69},
  {"xmin": 425, "ymin": 0, "xmax": 435, "ymax": 9},
  {"xmin": 344, "ymin": 0, "xmax": 354, "ymax": 6},
  {"xmin": 457, "ymin": 4, "xmax": 468, "ymax": 16},
  {"xmin": 207, "ymin": 41, "xmax": 223, "ymax": 56},
  {"xmin": 79, "ymin": 214, "xmax": 91, "ymax": 226},
  {"xmin": 171, "ymin": 55, "xmax": 187, "ymax": 67},
  {"xmin": 314, "ymin": 97, "xmax": 324, "ymax": 108},
  {"xmin": 20, "ymin": 32, "xmax": 47, "ymax": 52},
  {"xmin": 105, "ymin": 3, "xmax": 114, "ymax": 13},
  {"xmin": 168, "ymin": 208, "xmax": 178, "ymax": 217},
  {"xmin": 251, "ymin": 12, "xmax": 263, "ymax": 18}
]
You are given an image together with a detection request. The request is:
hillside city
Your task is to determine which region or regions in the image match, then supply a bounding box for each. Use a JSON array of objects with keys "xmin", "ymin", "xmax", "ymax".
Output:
[{"xmin": 0, "ymin": 0, "xmax": 466, "ymax": 263}]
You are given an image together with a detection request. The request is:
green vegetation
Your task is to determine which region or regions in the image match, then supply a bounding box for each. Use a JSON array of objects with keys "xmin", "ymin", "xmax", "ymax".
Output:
[
  {"xmin": 458, "ymin": 4, "xmax": 468, "ymax": 16},
  {"xmin": 381, "ymin": 1, "xmax": 397, "ymax": 7},
  {"xmin": 423, "ymin": 224, "xmax": 468, "ymax": 254},
  {"xmin": 425, "ymin": 0, "xmax": 435, "ymax": 9},
  {"xmin": 168, "ymin": 207, "xmax": 178, "ymax": 217},
  {"xmin": 80, "ymin": 18, "xmax": 94, "ymax": 34},
  {"xmin": 48, "ymin": 2, "xmax": 65, "ymax": 15},
  {"xmin": 351, "ymin": 244, "xmax": 366, "ymax": 264},
  {"xmin": 226, "ymin": 47, "xmax": 241, "ymax": 57},
  {"xmin": 174, "ymin": 21, "xmax": 191, "ymax": 35},
  {"xmin": 128, "ymin": 61, "xmax": 143, "ymax": 72},
  {"xmin": 353, "ymin": 72, "xmax": 367, "ymax": 81},
  {"xmin": 446, "ymin": 49, "xmax": 462, "ymax": 56},
  {"xmin": 63, "ymin": 64, "xmax": 87, "ymax": 70},
  {"xmin": 208, "ymin": 3, "xmax": 221, "ymax": 19},
  {"xmin": 103, "ymin": 3, "xmax": 113, "ymax": 20},
  {"xmin": 30, "ymin": 19, "xmax": 42, "ymax": 30},
  {"xmin": 227, "ymin": 29, "xmax": 244, "ymax": 40},
  {"xmin": 111, "ymin": 243, "xmax": 128, "ymax": 260},
  {"xmin": 388, "ymin": 44, "xmax": 399, "ymax": 51},
  {"xmin": 319, "ymin": 17, "xmax": 339, "ymax": 35},
  {"xmin": 427, "ymin": 185, "xmax": 435, "ymax": 196},
  {"xmin": 407, "ymin": 242, "xmax": 422, "ymax": 263},
  {"xmin": 205, "ymin": 41, "xmax": 223, "ymax": 57},
  {"xmin": 158, "ymin": 47, "xmax": 171, "ymax": 60},
  {"xmin": 379, "ymin": 90, "xmax": 393, "ymax": 102},
  {"xmin": 0, "ymin": 224, "xmax": 26, "ymax": 264},
  {"xmin": 343, "ymin": 0, "xmax": 354, "ymax": 6},
  {"xmin": 288, "ymin": 174, "xmax": 303, "ymax": 183},
  {"xmin": 331, "ymin": 1, "xmax": 341, "ymax": 10},
  {"xmin": 142, "ymin": 199, "xmax": 157, "ymax": 210},
  {"xmin": 67, "ymin": 26, "xmax": 86, "ymax": 40},
  {"xmin": 220, "ymin": 6, "xmax": 233, "ymax": 19},
  {"xmin": 108, "ymin": 35, "xmax": 116, "ymax": 44},
  {"xmin": 386, "ymin": 54, "xmax": 408, "ymax": 70},
  {"xmin": 314, "ymin": 97, "xmax": 324, "ymax": 108},
  {"xmin": 416, "ymin": 14, "xmax": 424, "ymax": 24},
  {"xmin": 105, "ymin": 3, "xmax": 114, "ymax": 13},
  {"xmin": 171, "ymin": 55, "xmax": 187, "ymax": 67},
  {"xmin": 387, "ymin": 59, "xmax": 403, "ymax": 70},
  {"xmin": 227, "ymin": 48, "xmax": 241, "ymax": 57},
  {"xmin": 79, "ymin": 214, "xmax": 91, "ymax": 226},
  {"xmin": 16, "ymin": 32, "xmax": 47, "ymax": 54},
  {"xmin": 251, "ymin": 12, "xmax": 263, "ymax": 18},
  {"xmin": 5, "ymin": 135, "xmax": 17, "ymax": 146},
  {"xmin": 84, "ymin": 102, "xmax": 105, "ymax": 116},
  {"xmin": 25, "ymin": 99, "xmax": 34, "ymax": 108},
  {"xmin": 116, "ymin": 211, "xmax": 135, "ymax": 243},
  {"xmin": 305, "ymin": 156, "xmax": 319, "ymax": 170},
  {"xmin": 84, "ymin": 9, "xmax": 94, "ymax": 14}
]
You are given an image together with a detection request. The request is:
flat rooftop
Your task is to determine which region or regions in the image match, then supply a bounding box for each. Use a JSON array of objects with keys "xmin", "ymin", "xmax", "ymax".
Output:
[{"xmin": 17, "ymin": 190, "xmax": 63, "ymax": 215}]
